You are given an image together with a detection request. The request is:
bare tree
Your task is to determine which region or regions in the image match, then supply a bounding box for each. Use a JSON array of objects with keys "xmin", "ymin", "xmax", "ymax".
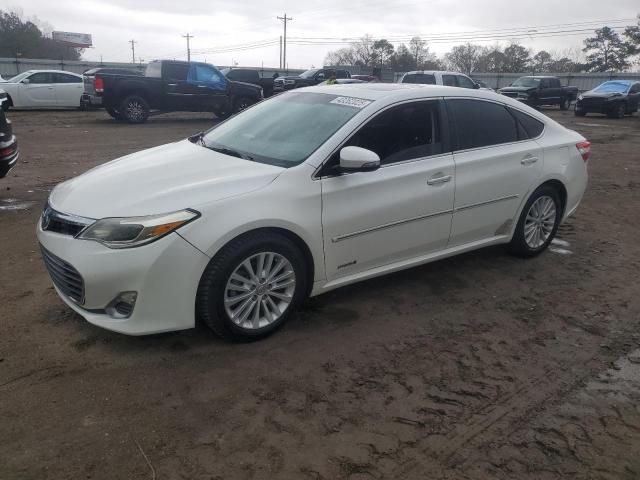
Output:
[{"xmin": 445, "ymin": 43, "xmax": 482, "ymax": 74}]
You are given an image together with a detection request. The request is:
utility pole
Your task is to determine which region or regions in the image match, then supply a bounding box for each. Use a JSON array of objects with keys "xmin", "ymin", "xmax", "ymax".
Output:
[
  {"xmin": 277, "ymin": 14, "xmax": 292, "ymax": 71},
  {"xmin": 182, "ymin": 33, "xmax": 194, "ymax": 62},
  {"xmin": 279, "ymin": 36, "xmax": 283, "ymax": 69},
  {"xmin": 129, "ymin": 40, "xmax": 137, "ymax": 64}
]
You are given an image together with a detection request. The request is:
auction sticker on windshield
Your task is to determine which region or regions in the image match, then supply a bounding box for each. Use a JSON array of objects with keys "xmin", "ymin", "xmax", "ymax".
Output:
[{"xmin": 330, "ymin": 97, "xmax": 372, "ymax": 109}]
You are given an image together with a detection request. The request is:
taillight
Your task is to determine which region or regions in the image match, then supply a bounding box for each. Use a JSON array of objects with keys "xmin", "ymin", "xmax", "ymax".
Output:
[
  {"xmin": 94, "ymin": 76, "xmax": 104, "ymax": 93},
  {"xmin": 576, "ymin": 141, "xmax": 591, "ymax": 162}
]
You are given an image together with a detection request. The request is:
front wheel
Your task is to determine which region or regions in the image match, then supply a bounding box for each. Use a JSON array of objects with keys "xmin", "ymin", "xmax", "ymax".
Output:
[
  {"xmin": 608, "ymin": 103, "xmax": 625, "ymax": 119},
  {"xmin": 574, "ymin": 107, "xmax": 586, "ymax": 117},
  {"xmin": 119, "ymin": 95, "xmax": 149, "ymax": 124},
  {"xmin": 508, "ymin": 185, "xmax": 562, "ymax": 257},
  {"xmin": 196, "ymin": 232, "xmax": 308, "ymax": 341},
  {"xmin": 233, "ymin": 96, "xmax": 254, "ymax": 113}
]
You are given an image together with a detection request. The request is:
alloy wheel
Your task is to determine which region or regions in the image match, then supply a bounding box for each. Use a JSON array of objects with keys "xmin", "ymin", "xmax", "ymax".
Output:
[
  {"xmin": 126, "ymin": 101, "xmax": 144, "ymax": 122},
  {"xmin": 524, "ymin": 195, "xmax": 556, "ymax": 249},
  {"xmin": 224, "ymin": 252, "xmax": 296, "ymax": 330}
]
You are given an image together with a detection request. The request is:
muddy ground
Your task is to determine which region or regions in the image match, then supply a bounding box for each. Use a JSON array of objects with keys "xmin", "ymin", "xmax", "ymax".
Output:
[{"xmin": 1, "ymin": 108, "xmax": 640, "ymax": 480}]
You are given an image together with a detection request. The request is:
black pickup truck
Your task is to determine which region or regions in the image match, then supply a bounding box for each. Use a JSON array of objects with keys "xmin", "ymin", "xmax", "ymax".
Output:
[
  {"xmin": 221, "ymin": 68, "xmax": 275, "ymax": 97},
  {"xmin": 498, "ymin": 76, "xmax": 579, "ymax": 110},
  {"xmin": 95, "ymin": 60, "xmax": 263, "ymax": 123},
  {"xmin": 273, "ymin": 68, "xmax": 351, "ymax": 93}
]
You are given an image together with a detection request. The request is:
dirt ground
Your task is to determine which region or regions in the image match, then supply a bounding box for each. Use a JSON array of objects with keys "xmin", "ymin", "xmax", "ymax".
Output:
[{"xmin": 1, "ymin": 107, "xmax": 640, "ymax": 480}]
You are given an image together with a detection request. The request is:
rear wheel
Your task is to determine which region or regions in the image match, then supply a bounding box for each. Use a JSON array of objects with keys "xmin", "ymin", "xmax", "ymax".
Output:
[
  {"xmin": 196, "ymin": 232, "xmax": 308, "ymax": 341},
  {"xmin": 560, "ymin": 97, "xmax": 570, "ymax": 111},
  {"xmin": 608, "ymin": 103, "xmax": 625, "ymax": 119},
  {"xmin": 119, "ymin": 95, "xmax": 149, "ymax": 124},
  {"xmin": 508, "ymin": 185, "xmax": 562, "ymax": 257}
]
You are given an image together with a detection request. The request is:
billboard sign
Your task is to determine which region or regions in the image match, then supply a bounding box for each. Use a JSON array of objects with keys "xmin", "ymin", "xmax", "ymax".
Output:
[{"xmin": 52, "ymin": 31, "xmax": 93, "ymax": 48}]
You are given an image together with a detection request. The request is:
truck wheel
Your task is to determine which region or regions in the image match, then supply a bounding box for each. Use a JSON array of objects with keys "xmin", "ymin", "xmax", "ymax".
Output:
[
  {"xmin": 607, "ymin": 103, "xmax": 625, "ymax": 119},
  {"xmin": 120, "ymin": 95, "xmax": 149, "ymax": 124},
  {"xmin": 234, "ymin": 96, "xmax": 254, "ymax": 112},
  {"xmin": 106, "ymin": 108, "xmax": 124, "ymax": 121},
  {"xmin": 560, "ymin": 97, "xmax": 570, "ymax": 111},
  {"xmin": 574, "ymin": 108, "xmax": 586, "ymax": 117},
  {"xmin": 214, "ymin": 109, "xmax": 231, "ymax": 121}
]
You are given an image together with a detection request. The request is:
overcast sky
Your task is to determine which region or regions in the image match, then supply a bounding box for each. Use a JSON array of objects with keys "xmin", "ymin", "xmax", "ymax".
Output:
[{"xmin": 6, "ymin": 0, "xmax": 640, "ymax": 69}]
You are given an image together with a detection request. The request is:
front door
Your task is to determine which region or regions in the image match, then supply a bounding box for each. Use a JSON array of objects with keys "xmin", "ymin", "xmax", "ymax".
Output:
[
  {"xmin": 21, "ymin": 72, "xmax": 57, "ymax": 107},
  {"xmin": 321, "ymin": 100, "xmax": 455, "ymax": 280},
  {"xmin": 186, "ymin": 64, "xmax": 229, "ymax": 112},
  {"xmin": 446, "ymin": 98, "xmax": 543, "ymax": 246}
]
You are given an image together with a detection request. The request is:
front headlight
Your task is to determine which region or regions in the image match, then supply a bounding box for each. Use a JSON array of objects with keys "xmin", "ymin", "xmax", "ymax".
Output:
[
  {"xmin": 577, "ymin": 94, "xmax": 583, "ymax": 101},
  {"xmin": 78, "ymin": 209, "xmax": 199, "ymax": 249}
]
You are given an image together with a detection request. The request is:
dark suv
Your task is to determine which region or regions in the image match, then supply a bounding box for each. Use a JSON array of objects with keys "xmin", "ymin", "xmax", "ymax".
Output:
[{"xmin": 274, "ymin": 68, "xmax": 351, "ymax": 92}]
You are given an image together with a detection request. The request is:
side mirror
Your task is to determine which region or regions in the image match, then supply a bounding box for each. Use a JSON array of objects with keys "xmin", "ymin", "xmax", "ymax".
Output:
[
  {"xmin": 22, "ymin": 78, "xmax": 30, "ymax": 84},
  {"xmin": 473, "ymin": 82, "xmax": 480, "ymax": 89},
  {"xmin": 339, "ymin": 146, "xmax": 380, "ymax": 172},
  {"xmin": 316, "ymin": 73, "xmax": 325, "ymax": 80}
]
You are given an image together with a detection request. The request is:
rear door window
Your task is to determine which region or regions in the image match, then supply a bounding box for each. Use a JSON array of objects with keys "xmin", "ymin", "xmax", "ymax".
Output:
[
  {"xmin": 443, "ymin": 75, "xmax": 457, "ymax": 87},
  {"xmin": 447, "ymin": 99, "xmax": 519, "ymax": 150},
  {"xmin": 163, "ymin": 63, "xmax": 190, "ymax": 82},
  {"xmin": 402, "ymin": 73, "xmax": 436, "ymax": 84},
  {"xmin": 456, "ymin": 75, "xmax": 476, "ymax": 89},
  {"xmin": 53, "ymin": 73, "xmax": 81, "ymax": 83}
]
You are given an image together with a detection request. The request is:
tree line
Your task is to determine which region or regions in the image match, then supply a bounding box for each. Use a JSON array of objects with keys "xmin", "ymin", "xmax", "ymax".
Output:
[
  {"xmin": 0, "ymin": 10, "xmax": 82, "ymax": 61},
  {"xmin": 325, "ymin": 17, "xmax": 640, "ymax": 74}
]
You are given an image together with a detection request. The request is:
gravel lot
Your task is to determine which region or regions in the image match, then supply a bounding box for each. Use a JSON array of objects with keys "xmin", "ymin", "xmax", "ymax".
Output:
[{"xmin": 1, "ymin": 107, "xmax": 640, "ymax": 480}]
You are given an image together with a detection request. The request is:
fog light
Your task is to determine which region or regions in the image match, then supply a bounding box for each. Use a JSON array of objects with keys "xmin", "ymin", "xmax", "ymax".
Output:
[{"xmin": 105, "ymin": 291, "xmax": 138, "ymax": 319}]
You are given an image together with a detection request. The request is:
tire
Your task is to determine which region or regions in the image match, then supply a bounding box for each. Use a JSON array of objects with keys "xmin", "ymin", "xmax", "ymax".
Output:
[
  {"xmin": 607, "ymin": 103, "xmax": 625, "ymax": 119},
  {"xmin": 119, "ymin": 95, "xmax": 149, "ymax": 124},
  {"xmin": 1, "ymin": 97, "xmax": 11, "ymax": 111},
  {"xmin": 508, "ymin": 185, "xmax": 562, "ymax": 258},
  {"xmin": 560, "ymin": 97, "xmax": 570, "ymax": 111},
  {"xmin": 106, "ymin": 108, "xmax": 124, "ymax": 121},
  {"xmin": 214, "ymin": 109, "xmax": 231, "ymax": 121},
  {"xmin": 574, "ymin": 108, "xmax": 586, "ymax": 117},
  {"xmin": 196, "ymin": 231, "xmax": 308, "ymax": 341},
  {"xmin": 233, "ymin": 96, "xmax": 254, "ymax": 113}
]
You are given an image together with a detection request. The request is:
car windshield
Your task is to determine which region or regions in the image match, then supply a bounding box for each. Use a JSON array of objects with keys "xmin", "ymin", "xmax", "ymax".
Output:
[
  {"xmin": 220, "ymin": 68, "xmax": 231, "ymax": 75},
  {"xmin": 511, "ymin": 77, "xmax": 540, "ymax": 87},
  {"xmin": 593, "ymin": 81, "xmax": 631, "ymax": 94},
  {"xmin": 299, "ymin": 69, "xmax": 320, "ymax": 79},
  {"xmin": 201, "ymin": 92, "xmax": 368, "ymax": 167},
  {"xmin": 7, "ymin": 71, "xmax": 33, "ymax": 83}
]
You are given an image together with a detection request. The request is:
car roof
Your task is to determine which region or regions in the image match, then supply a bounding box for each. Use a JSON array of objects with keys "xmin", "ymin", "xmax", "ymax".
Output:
[
  {"xmin": 21, "ymin": 69, "xmax": 81, "ymax": 76},
  {"xmin": 403, "ymin": 71, "xmax": 469, "ymax": 76},
  {"xmin": 304, "ymin": 83, "xmax": 514, "ymax": 102}
]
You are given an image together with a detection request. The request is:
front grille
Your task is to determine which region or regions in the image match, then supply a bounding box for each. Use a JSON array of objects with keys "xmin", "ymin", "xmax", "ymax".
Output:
[
  {"xmin": 581, "ymin": 98, "xmax": 605, "ymax": 109},
  {"xmin": 41, "ymin": 204, "xmax": 93, "ymax": 237},
  {"xmin": 41, "ymin": 246, "xmax": 85, "ymax": 304}
]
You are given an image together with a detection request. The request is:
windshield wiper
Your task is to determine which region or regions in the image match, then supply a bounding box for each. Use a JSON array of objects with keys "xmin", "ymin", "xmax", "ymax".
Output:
[{"xmin": 205, "ymin": 143, "xmax": 254, "ymax": 161}]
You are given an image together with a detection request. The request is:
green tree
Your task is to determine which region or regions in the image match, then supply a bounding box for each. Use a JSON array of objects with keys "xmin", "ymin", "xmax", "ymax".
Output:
[
  {"xmin": 0, "ymin": 10, "xmax": 82, "ymax": 60},
  {"xmin": 624, "ymin": 15, "xmax": 640, "ymax": 58},
  {"xmin": 503, "ymin": 43, "xmax": 531, "ymax": 72},
  {"xmin": 532, "ymin": 50, "xmax": 552, "ymax": 73},
  {"xmin": 372, "ymin": 39, "xmax": 395, "ymax": 68},
  {"xmin": 390, "ymin": 44, "xmax": 416, "ymax": 71},
  {"xmin": 583, "ymin": 26, "xmax": 630, "ymax": 72}
]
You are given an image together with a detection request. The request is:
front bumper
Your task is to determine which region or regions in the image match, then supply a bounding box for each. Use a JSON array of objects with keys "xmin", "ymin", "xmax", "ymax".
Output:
[
  {"xmin": 575, "ymin": 99, "xmax": 615, "ymax": 114},
  {"xmin": 37, "ymin": 219, "xmax": 210, "ymax": 335},
  {"xmin": 0, "ymin": 136, "xmax": 18, "ymax": 178}
]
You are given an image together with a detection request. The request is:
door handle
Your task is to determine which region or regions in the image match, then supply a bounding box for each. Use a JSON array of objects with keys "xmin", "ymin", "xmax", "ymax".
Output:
[
  {"xmin": 197, "ymin": 85, "xmax": 209, "ymax": 88},
  {"xmin": 521, "ymin": 156, "xmax": 538, "ymax": 165},
  {"xmin": 427, "ymin": 174, "xmax": 452, "ymax": 185},
  {"xmin": 167, "ymin": 83, "xmax": 177, "ymax": 87}
]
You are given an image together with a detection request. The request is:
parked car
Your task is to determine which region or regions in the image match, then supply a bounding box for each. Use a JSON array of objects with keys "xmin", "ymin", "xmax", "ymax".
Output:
[
  {"xmin": 398, "ymin": 71, "xmax": 481, "ymax": 90},
  {"xmin": 0, "ymin": 70, "xmax": 83, "ymax": 109},
  {"xmin": 575, "ymin": 80, "xmax": 640, "ymax": 118},
  {"xmin": 220, "ymin": 68, "xmax": 274, "ymax": 97},
  {"xmin": 38, "ymin": 84, "xmax": 589, "ymax": 340},
  {"xmin": 472, "ymin": 78, "xmax": 495, "ymax": 91},
  {"xmin": 318, "ymin": 79, "xmax": 365, "ymax": 85},
  {"xmin": 0, "ymin": 74, "xmax": 4, "ymax": 82},
  {"xmin": 498, "ymin": 76, "xmax": 578, "ymax": 110},
  {"xmin": 95, "ymin": 60, "xmax": 263, "ymax": 123},
  {"xmin": 81, "ymin": 67, "xmax": 142, "ymax": 109},
  {"xmin": 273, "ymin": 68, "xmax": 351, "ymax": 92},
  {"xmin": 0, "ymin": 93, "xmax": 19, "ymax": 178}
]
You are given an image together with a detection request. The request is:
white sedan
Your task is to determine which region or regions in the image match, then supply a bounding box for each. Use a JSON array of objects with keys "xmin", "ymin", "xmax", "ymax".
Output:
[
  {"xmin": 37, "ymin": 84, "xmax": 589, "ymax": 340},
  {"xmin": 1, "ymin": 70, "xmax": 83, "ymax": 109}
]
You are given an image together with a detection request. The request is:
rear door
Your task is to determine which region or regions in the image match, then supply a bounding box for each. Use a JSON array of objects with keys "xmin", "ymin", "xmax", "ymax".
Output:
[
  {"xmin": 162, "ymin": 62, "xmax": 193, "ymax": 110},
  {"xmin": 52, "ymin": 72, "xmax": 83, "ymax": 107},
  {"xmin": 446, "ymin": 98, "xmax": 543, "ymax": 246},
  {"xmin": 442, "ymin": 74, "xmax": 457, "ymax": 87},
  {"xmin": 20, "ymin": 72, "xmax": 57, "ymax": 107}
]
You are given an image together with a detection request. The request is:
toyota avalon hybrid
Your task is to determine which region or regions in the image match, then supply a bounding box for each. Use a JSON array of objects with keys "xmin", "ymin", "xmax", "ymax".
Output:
[{"xmin": 37, "ymin": 84, "xmax": 589, "ymax": 340}]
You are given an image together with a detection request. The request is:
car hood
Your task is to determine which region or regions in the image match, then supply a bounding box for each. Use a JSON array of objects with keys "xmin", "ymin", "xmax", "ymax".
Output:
[
  {"xmin": 500, "ymin": 86, "xmax": 536, "ymax": 93},
  {"xmin": 49, "ymin": 139, "xmax": 284, "ymax": 218},
  {"xmin": 277, "ymin": 76, "xmax": 302, "ymax": 81},
  {"xmin": 581, "ymin": 91, "xmax": 625, "ymax": 99}
]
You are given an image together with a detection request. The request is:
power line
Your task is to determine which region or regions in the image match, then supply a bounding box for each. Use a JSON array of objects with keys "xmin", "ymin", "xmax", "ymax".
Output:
[
  {"xmin": 182, "ymin": 33, "xmax": 194, "ymax": 62},
  {"xmin": 277, "ymin": 14, "xmax": 293, "ymax": 69}
]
